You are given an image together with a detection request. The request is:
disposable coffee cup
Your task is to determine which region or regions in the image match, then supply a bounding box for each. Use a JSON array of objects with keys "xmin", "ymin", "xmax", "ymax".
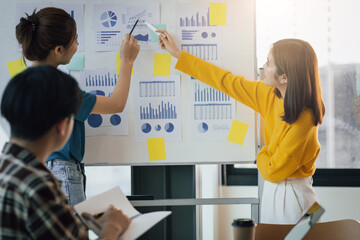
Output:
[{"xmin": 232, "ymin": 218, "xmax": 256, "ymax": 240}]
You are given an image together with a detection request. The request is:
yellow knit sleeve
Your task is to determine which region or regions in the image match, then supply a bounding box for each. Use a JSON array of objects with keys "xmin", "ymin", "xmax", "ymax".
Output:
[
  {"xmin": 175, "ymin": 51, "xmax": 273, "ymax": 116},
  {"xmin": 257, "ymin": 110, "xmax": 320, "ymax": 182}
]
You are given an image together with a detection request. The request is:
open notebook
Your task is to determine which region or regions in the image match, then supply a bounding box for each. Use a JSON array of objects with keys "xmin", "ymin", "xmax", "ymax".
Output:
[
  {"xmin": 284, "ymin": 202, "xmax": 325, "ymax": 240},
  {"xmin": 74, "ymin": 187, "xmax": 171, "ymax": 240}
]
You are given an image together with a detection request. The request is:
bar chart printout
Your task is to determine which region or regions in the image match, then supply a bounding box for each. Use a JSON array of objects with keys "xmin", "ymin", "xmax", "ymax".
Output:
[
  {"xmin": 190, "ymin": 79, "xmax": 235, "ymax": 141},
  {"xmin": 176, "ymin": 3, "xmax": 222, "ymax": 64},
  {"xmin": 82, "ymin": 69, "xmax": 129, "ymax": 136},
  {"xmin": 134, "ymin": 75, "xmax": 182, "ymax": 142}
]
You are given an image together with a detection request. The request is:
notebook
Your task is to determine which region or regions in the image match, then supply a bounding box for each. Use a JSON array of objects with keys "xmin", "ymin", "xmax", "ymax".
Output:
[
  {"xmin": 284, "ymin": 202, "xmax": 325, "ymax": 240},
  {"xmin": 74, "ymin": 186, "xmax": 171, "ymax": 240}
]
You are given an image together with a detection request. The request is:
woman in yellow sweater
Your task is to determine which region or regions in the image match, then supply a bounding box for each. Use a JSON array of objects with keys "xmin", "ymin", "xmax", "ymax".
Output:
[{"xmin": 157, "ymin": 30, "xmax": 325, "ymax": 224}]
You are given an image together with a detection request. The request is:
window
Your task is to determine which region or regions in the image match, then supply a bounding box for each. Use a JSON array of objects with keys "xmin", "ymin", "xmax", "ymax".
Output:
[{"xmin": 256, "ymin": 0, "xmax": 360, "ymax": 168}]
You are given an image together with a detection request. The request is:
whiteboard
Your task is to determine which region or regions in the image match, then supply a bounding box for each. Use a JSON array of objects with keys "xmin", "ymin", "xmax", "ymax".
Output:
[{"xmin": 0, "ymin": 0, "xmax": 257, "ymax": 165}]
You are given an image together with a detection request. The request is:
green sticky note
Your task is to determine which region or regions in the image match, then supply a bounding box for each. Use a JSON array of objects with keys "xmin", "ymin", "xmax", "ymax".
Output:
[
  {"xmin": 147, "ymin": 137, "xmax": 166, "ymax": 161},
  {"xmin": 116, "ymin": 52, "xmax": 134, "ymax": 75},
  {"xmin": 227, "ymin": 120, "xmax": 249, "ymax": 145},
  {"xmin": 7, "ymin": 58, "xmax": 26, "ymax": 77},
  {"xmin": 153, "ymin": 53, "xmax": 171, "ymax": 76},
  {"xmin": 210, "ymin": 2, "xmax": 227, "ymax": 25},
  {"xmin": 150, "ymin": 24, "xmax": 167, "ymax": 42},
  {"xmin": 66, "ymin": 53, "xmax": 84, "ymax": 71}
]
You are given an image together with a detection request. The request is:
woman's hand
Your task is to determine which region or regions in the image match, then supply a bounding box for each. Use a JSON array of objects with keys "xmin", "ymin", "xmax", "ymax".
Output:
[
  {"xmin": 156, "ymin": 30, "xmax": 181, "ymax": 58},
  {"xmin": 120, "ymin": 34, "xmax": 140, "ymax": 64}
]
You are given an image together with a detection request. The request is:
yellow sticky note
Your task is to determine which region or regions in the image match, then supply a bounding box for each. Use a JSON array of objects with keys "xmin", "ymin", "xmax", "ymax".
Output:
[
  {"xmin": 210, "ymin": 2, "xmax": 227, "ymax": 25},
  {"xmin": 116, "ymin": 52, "xmax": 134, "ymax": 75},
  {"xmin": 147, "ymin": 137, "xmax": 166, "ymax": 161},
  {"xmin": 227, "ymin": 120, "xmax": 249, "ymax": 145},
  {"xmin": 153, "ymin": 53, "xmax": 171, "ymax": 76},
  {"xmin": 7, "ymin": 58, "xmax": 26, "ymax": 78}
]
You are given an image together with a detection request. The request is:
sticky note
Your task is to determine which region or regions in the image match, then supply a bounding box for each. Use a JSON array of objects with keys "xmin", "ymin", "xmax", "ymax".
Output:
[
  {"xmin": 210, "ymin": 2, "xmax": 227, "ymax": 25},
  {"xmin": 66, "ymin": 52, "xmax": 84, "ymax": 71},
  {"xmin": 150, "ymin": 24, "xmax": 167, "ymax": 42},
  {"xmin": 116, "ymin": 52, "xmax": 134, "ymax": 75},
  {"xmin": 147, "ymin": 137, "xmax": 166, "ymax": 161},
  {"xmin": 153, "ymin": 53, "xmax": 171, "ymax": 76},
  {"xmin": 227, "ymin": 120, "xmax": 249, "ymax": 145},
  {"xmin": 6, "ymin": 58, "xmax": 26, "ymax": 78}
]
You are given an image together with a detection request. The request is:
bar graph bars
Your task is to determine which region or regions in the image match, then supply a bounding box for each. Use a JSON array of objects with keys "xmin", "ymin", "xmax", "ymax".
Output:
[
  {"xmin": 182, "ymin": 30, "xmax": 199, "ymax": 40},
  {"xmin": 182, "ymin": 44, "xmax": 218, "ymax": 60},
  {"xmin": 179, "ymin": 8, "xmax": 210, "ymax": 27},
  {"xmin": 194, "ymin": 103, "xmax": 232, "ymax": 120},
  {"xmin": 140, "ymin": 101, "xmax": 177, "ymax": 120},
  {"xmin": 140, "ymin": 81, "xmax": 176, "ymax": 97},
  {"xmin": 97, "ymin": 31, "xmax": 122, "ymax": 45},
  {"xmin": 194, "ymin": 82, "xmax": 230, "ymax": 102},
  {"xmin": 85, "ymin": 72, "xmax": 118, "ymax": 87}
]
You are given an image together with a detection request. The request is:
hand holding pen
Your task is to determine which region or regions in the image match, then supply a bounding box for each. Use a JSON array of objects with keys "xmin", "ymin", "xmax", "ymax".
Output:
[
  {"xmin": 157, "ymin": 30, "xmax": 182, "ymax": 59},
  {"xmin": 82, "ymin": 205, "xmax": 131, "ymax": 240}
]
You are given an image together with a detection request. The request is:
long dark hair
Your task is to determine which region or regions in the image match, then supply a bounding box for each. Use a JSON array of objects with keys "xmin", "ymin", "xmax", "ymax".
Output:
[
  {"xmin": 16, "ymin": 7, "xmax": 76, "ymax": 61},
  {"xmin": 272, "ymin": 39, "xmax": 325, "ymax": 126}
]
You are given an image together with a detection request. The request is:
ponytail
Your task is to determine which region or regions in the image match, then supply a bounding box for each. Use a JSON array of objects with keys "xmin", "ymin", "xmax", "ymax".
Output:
[{"xmin": 15, "ymin": 7, "xmax": 76, "ymax": 61}]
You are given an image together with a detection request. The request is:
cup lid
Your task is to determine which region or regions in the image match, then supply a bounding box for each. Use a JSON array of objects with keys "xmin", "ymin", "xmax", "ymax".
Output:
[{"xmin": 232, "ymin": 218, "xmax": 255, "ymax": 227}]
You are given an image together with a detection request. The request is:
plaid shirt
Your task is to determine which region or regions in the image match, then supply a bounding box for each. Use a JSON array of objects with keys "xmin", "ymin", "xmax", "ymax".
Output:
[{"xmin": 0, "ymin": 142, "xmax": 88, "ymax": 239}]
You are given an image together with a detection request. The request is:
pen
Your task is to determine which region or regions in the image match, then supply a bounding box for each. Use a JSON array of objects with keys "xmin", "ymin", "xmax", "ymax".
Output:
[
  {"xmin": 93, "ymin": 211, "xmax": 104, "ymax": 219},
  {"xmin": 129, "ymin": 18, "xmax": 140, "ymax": 35},
  {"xmin": 93, "ymin": 211, "xmax": 141, "ymax": 220},
  {"xmin": 144, "ymin": 21, "xmax": 168, "ymax": 40}
]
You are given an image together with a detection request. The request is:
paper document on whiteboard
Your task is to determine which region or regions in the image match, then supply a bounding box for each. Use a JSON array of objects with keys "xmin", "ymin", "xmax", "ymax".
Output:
[{"xmin": 74, "ymin": 186, "xmax": 171, "ymax": 240}]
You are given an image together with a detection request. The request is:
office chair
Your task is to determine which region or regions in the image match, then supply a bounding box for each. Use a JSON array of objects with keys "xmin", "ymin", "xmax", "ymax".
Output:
[{"xmin": 255, "ymin": 219, "xmax": 360, "ymax": 240}]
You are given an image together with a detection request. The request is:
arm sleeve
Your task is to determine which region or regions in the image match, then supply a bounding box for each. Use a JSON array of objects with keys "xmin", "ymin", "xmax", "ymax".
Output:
[
  {"xmin": 27, "ymin": 184, "xmax": 88, "ymax": 240},
  {"xmin": 257, "ymin": 111, "xmax": 319, "ymax": 182},
  {"xmin": 75, "ymin": 91, "xmax": 96, "ymax": 122},
  {"xmin": 175, "ymin": 51, "xmax": 274, "ymax": 116}
]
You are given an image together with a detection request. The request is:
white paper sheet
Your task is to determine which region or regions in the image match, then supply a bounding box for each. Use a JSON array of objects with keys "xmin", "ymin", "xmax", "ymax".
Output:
[
  {"xmin": 93, "ymin": 3, "xmax": 160, "ymax": 51},
  {"xmin": 15, "ymin": 3, "xmax": 85, "ymax": 51},
  {"xmin": 80, "ymin": 69, "xmax": 129, "ymax": 136},
  {"xmin": 189, "ymin": 78, "xmax": 235, "ymax": 141},
  {"xmin": 74, "ymin": 187, "xmax": 171, "ymax": 240},
  {"xmin": 133, "ymin": 75, "xmax": 182, "ymax": 142},
  {"xmin": 176, "ymin": 3, "xmax": 223, "ymax": 65}
]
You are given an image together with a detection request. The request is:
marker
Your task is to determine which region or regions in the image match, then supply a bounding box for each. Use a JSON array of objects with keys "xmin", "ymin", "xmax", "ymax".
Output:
[
  {"xmin": 129, "ymin": 18, "xmax": 140, "ymax": 35},
  {"xmin": 144, "ymin": 21, "xmax": 167, "ymax": 39}
]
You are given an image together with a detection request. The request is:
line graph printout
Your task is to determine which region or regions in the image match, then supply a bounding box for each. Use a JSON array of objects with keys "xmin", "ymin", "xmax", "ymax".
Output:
[
  {"xmin": 190, "ymin": 79, "xmax": 235, "ymax": 141},
  {"xmin": 176, "ymin": 3, "xmax": 222, "ymax": 64},
  {"xmin": 133, "ymin": 75, "xmax": 182, "ymax": 142},
  {"xmin": 93, "ymin": 3, "xmax": 159, "ymax": 51},
  {"xmin": 80, "ymin": 69, "xmax": 128, "ymax": 136},
  {"xmin": 15, "ymin": 3, "xmax": 85, "ymax": 51}
]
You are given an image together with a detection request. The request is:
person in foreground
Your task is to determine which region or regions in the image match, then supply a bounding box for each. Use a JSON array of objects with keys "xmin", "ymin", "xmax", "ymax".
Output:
[
  {"xmin": 157, "ymin": 30, "xmax": 325, "ymax": 224},
  {"xmin": 16, "ymin": 7, "xmax": 140, "ymax": 205},
  {"xmin": 0, "ymin": 66, "xmax": 130, "ymax": 239}
]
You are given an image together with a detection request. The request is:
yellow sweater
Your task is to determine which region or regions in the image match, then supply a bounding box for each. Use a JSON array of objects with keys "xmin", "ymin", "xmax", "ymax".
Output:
[{"xmin": 175, "ymin": 51, "xmax": 320, "ymax": 183}]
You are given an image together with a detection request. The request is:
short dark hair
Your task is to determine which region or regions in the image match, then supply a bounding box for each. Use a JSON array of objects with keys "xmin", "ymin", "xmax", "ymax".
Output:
[
  {"xmin": 16, "ymin": 7, "xmax": 76, "ymax": 61},
  {"xmin": 1, "ymin": 66, "xmax": 82, "ymax": 140}
]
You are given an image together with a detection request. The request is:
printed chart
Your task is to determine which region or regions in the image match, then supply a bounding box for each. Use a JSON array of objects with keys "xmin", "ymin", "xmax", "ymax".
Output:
[
  {"xmin": 81, "ymin": 70, "xmax": 128, "ymax": 136},
  {"xmin": 133, "ymin": 75, "xmax": 181, "ymax": 142},
  {"xmin": 93, "ymin": 3, "xmax": 159, "ymax": 51},
  {"xmin": 190, "ymin": 79, "xmax": 235, "ymax": 141},
  {"xmin": 15, "ymin": 3, "xmax": 85, "ymax": 51},
  {"xmin": 176, "ymin": 4, "xmax": 222, "ymax": 64}
]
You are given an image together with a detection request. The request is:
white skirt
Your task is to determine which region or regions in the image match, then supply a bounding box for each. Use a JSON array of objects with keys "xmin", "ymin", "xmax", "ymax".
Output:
[{"xmin": 260, "ymin": 177, "xmax": 318, "ymax": 224}]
